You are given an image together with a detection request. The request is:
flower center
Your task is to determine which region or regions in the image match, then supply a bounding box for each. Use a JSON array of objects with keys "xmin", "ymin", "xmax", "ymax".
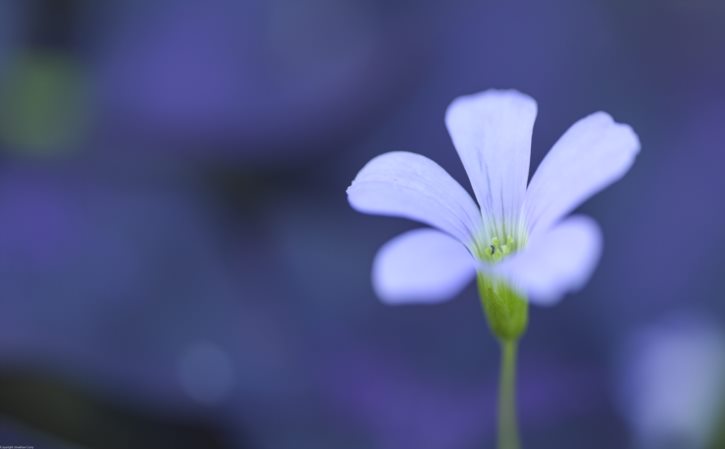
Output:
[{"xmin": 476, "ymin": 234, "xmax": 524, "ymax": 263}]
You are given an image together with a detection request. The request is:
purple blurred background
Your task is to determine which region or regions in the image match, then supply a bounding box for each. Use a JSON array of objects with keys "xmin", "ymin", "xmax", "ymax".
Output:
[{"xmin": 1, "ymin": 1, "xmax": 724, "ymax": 448}]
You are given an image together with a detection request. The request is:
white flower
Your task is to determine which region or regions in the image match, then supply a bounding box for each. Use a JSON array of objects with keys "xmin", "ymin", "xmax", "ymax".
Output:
[
  {"xmin": 347, "ymin": 89, "xmax": 640, "ymax": 306},
  {"xmin": 615, "ymin": 316, "xmax": 725, "ymax": 449}
]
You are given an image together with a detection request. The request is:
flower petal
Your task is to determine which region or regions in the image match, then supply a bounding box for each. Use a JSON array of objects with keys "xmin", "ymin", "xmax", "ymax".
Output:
[
  {"xmin": 373, "ymin": 229, "xmax": 476, "ymax": 305},
  {"xmin": 493, "ymin": 216, "xmax": 602, "ymax": 305},
  {"xmin": 347, "ymin": 151, "xmax": 482, "ymax": 247},
  {"xmin": 445, "ymin": 89, "xmax": 537, "ymax": 239},
  {"xmin": 524, "ymin": 112, "xmax": 640, "ymax": 237}
]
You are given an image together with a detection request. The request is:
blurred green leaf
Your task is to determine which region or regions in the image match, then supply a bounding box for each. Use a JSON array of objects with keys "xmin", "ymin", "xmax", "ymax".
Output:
[{"xmin": 0, "ymin": 51, "xmax": 88, "ymax": 155}]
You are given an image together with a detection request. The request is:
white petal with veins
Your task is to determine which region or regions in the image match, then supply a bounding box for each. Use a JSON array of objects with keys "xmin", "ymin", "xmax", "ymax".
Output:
[
  {"xmin": 446, "ymin": 90, "xmax": 537, "ymax": 239},
  {"xmin": 524, "ymin": 112, "xmax": 640, "ymax": 238},
  {"xmin": 347, "ymin": 151, "xmax": 482, "ymax": 247}
]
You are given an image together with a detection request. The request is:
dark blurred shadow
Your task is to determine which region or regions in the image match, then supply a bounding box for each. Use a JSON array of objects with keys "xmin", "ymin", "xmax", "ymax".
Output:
[{"xmin": 0, "ymin": 369, "xmax": 240, "ymax": 449}]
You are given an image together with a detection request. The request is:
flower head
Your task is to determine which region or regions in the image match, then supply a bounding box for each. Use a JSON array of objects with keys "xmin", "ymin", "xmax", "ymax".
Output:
[{"xmin": 347, "ymin": 89, "xmax": 639, "ymax": 307}]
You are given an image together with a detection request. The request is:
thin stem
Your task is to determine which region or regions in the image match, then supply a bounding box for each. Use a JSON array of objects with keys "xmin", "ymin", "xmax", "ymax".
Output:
[{"xmin": 498, "ymin": 339, "xmax": 521, "ymax": 449}]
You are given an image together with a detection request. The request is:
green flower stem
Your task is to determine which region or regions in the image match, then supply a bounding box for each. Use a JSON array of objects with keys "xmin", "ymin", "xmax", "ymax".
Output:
[
  {"xmin": 498, "ymin": 339, "xmax": 521, "ymax": 449},
  {"xmin": 477, "ymin": 274, "xmax": 526, "ymax": 448}
]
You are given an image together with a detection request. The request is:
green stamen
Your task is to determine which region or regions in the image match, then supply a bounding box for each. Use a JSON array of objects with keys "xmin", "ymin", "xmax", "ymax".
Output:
[{"xmin": 476, "ymin": 232, "xmax": 524, "ymax": 264}]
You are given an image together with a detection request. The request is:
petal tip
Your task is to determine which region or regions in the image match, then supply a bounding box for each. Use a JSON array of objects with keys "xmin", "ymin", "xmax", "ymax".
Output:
[
  {"xmin": 620, "ymin": 123, "xmax": 642, "ymax": 155},
  {"xmin": 446, "ymin": 89, "xmax": 538, "ymax": 120},
  {"xmin": 591, "ymin": 111, "xmax": 642, "ymax": 155}
]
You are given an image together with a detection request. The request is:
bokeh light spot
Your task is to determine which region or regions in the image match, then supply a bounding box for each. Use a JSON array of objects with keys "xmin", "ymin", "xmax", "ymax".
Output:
[{"xmin": 177, "ymin": 341, "xmax": 235, "ymax": 406}]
